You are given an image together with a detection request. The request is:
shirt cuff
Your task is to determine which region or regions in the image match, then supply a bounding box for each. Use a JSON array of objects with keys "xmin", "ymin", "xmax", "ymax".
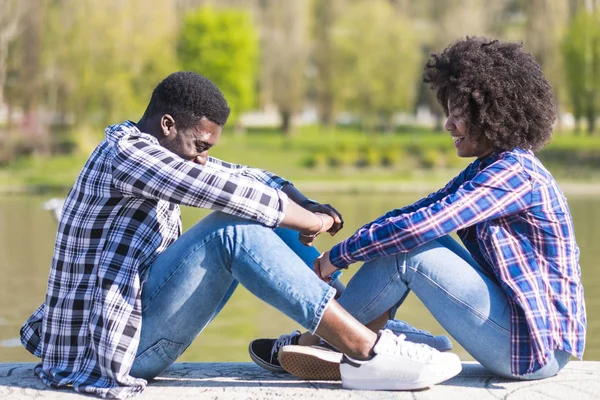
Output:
[{"xmin": 329, "ymin": 242, "xmax": 354, "ymax": 269}]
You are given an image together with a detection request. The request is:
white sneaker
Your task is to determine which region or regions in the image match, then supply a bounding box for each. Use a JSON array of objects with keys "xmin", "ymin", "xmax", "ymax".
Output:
[{"xmin": 340, "ymin": 329, "xmax": 462, "ymax": 391}]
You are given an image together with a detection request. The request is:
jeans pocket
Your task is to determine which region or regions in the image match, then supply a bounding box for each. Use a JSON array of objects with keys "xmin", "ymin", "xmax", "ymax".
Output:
[{"xmin": 131, "ymin": 338, "xmax": 185, "ymax": 380}]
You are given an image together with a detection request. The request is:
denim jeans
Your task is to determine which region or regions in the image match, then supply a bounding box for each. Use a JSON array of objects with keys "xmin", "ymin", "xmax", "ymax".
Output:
[
  {"xmin": 336, "ymin": 235, "xmax": 570, "ymax": 380},
  {"xmin": 130, "ymin": 211, "xmax": 336, "ymax": 380}
]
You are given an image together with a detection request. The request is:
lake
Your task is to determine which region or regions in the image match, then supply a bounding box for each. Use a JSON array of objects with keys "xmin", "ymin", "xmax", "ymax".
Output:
[{"xmin": 0, "ymin": 192, "xmax": 598, "ymax": 363}]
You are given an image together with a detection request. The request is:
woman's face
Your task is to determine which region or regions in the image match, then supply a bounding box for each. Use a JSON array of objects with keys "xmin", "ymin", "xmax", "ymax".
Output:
[{"xmin": 445, "ymin": 100, "xmax": 493, "ymax": 159}]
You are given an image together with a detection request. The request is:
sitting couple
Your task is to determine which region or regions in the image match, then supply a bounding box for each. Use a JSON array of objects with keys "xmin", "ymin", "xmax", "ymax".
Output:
[{"xmin": 21, "ymin": 37, "xmax": 585, "ymax": 399}]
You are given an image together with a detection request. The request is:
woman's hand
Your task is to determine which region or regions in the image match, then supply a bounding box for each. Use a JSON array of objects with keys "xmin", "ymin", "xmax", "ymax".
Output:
[{"xmin": 313, "ymin": 251, "xmax": 339, "ymax": 283}]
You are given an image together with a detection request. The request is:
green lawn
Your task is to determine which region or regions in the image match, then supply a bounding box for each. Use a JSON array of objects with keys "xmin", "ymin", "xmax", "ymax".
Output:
[{"xmin": 1, "ymin": 126, "xmax": 600, "ymax": 192}]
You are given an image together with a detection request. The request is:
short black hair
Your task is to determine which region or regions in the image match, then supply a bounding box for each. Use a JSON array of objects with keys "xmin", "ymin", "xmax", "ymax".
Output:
[
  {"xmin": 423, "ymin": 37, "xmax": 556, "ymax": 152},
  {"xmin": 144, "ymin": 71, "xmax": 230, "ymax": 129}
]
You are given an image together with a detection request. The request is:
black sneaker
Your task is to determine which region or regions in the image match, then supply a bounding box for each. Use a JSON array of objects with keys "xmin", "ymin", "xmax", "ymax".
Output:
[{"xmin": 249, "ymin": 330, "xmax": 301, "ymax": 373}]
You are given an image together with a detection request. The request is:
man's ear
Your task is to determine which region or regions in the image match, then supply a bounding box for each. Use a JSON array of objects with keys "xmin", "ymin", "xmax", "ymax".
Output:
[{"xmin": 160, "ymin": 114, "xmax": 176, "ymax": 137}]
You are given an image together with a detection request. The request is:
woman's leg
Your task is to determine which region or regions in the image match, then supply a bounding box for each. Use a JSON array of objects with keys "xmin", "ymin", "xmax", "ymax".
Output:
[
  {"xmin": 337, "ymin": 235, "xmax": 569, "ymax": 379},
  {"xmin": 271, "ymin": 227, "xmax": 451, "ymax": 350}
]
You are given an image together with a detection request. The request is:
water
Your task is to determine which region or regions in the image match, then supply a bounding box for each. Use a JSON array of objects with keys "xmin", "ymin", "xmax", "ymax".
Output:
[{"xmin": 0, "ymin": 193, "xmax": 598, "ymax": 363}]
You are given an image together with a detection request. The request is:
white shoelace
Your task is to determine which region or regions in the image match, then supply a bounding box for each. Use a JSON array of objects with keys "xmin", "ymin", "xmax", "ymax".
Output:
[
  {"xmin": 271, "ymin": 330, "xmax": 300, "ymax": 360},
  {"xmin": 378, "ymin": 331, "xmax": 438, "ymax": 362}
]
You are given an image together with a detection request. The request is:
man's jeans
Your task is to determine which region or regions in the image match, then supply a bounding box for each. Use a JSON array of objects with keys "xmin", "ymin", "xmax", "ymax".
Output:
[
  {"xmin": 130, "ymin": 211, "xmax": 336, "ymax": 380},
  {"xmin": 336, "ymin": 235, "xmax": 570, "ymax": 380}
]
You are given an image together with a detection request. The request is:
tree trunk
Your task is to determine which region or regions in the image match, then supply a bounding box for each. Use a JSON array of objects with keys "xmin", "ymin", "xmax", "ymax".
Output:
[
  {"xmin": 587, "ymin": 109, "xmax": 596, "ymax": 134},
  {"xmin": 281, "ymin": 110, "xmax": 293, "ymax": 136}
]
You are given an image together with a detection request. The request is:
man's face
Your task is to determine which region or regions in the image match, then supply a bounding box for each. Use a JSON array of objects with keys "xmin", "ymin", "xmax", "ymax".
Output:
[
  {"xmin": 159, "ymin": 116, "xmax": 222, "ymax": 165},
  {"xmin": 445, "ymin": 100, "xmax": 493, "ymax": 159}
]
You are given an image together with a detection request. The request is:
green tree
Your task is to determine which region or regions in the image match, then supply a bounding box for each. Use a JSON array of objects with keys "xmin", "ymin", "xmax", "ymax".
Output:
[
  {"xmin": 311, "ymin": 0, "xmax": 345, "ymax": 126},
  {"xmin": 562, "ymin": 9, "xmax": 600, "ymax": 133},
  {"xmin": 525, "ymin": 0, "xmax": 569, "ymax": 131},
  {"xmin": 178, "ymin": 6, "xmax": 259, "ymax": 129},
  {"xmin": 38, "ymin": 1, "xmax": 177, "ymax": 127},
  {"xmin": 259, "ymin": 0, "xmax": 309, "ymax": 136},
  {"xmin": 331, "ymin": 0, "xmax": 421, "ymax": 132}
]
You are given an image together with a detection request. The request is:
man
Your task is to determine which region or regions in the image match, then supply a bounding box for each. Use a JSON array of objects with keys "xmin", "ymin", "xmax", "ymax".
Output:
[{"xmin": 21, "ymin": 72, "xmax": 461, "ymax": 398}]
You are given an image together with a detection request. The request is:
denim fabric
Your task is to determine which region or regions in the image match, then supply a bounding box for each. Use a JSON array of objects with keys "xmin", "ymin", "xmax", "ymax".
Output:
[
  {"xmin": 130, "ymin": 211, "xmax": 336, "ymax": 380},
  {"xmin": 337, "ymin": 235, "xmax": 570, "ymax": 380}
]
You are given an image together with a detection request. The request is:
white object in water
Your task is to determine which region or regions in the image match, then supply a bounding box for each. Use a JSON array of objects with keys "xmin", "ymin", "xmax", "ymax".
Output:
[{"xmin": 43, "ymin": 198, "xmax": 65, "ymax": 222}]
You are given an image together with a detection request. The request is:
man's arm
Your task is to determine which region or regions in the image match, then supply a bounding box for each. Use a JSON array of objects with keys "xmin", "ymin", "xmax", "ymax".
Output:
[
  {"xmin": 205, "ymin": 156, "xmax": 288, "ymax": 189},
  {"xmin": 111, "ymin": 135, "xmax": 288, "ymax": 228},
  {"xmin": 208, "ymin": 156, "xmax": 344, "ymax": 235}
]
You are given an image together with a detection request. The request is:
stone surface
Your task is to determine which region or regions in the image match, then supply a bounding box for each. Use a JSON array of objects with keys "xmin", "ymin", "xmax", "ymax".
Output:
[{"xmin": 1, "ymin": 361, "xmax": 599, "ymax": 399}]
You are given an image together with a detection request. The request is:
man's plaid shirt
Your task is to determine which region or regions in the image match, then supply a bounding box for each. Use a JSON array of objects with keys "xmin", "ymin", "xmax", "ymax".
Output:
[
  {"xmin": 330, "ymin": 148, "xmax": 586, "ymax": 376},
  {"xmin": 20, "ymin": 121, "xmax": 290, "ymax": 398}
]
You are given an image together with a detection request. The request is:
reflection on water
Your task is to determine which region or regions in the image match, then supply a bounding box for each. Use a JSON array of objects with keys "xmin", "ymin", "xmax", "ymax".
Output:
[{"xmin": 0, "ymin": 192, "xmax": 598, "ymax": 363}]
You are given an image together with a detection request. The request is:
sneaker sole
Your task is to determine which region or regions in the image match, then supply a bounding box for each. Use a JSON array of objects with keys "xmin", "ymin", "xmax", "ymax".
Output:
[
  {"xmin": 248, "ymin": 342, "xmax": 285, "ymax": 373},
  {"xmin": 341, "ymin": 360, "xmax": 462, "ymax": 391},
  {"xmin": 278, "ymin": 345, "xmax": 342, "ymax": 381}
]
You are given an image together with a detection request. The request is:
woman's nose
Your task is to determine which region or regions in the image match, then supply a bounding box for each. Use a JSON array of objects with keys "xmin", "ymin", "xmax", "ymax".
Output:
[{"xmin": 444, "ymin": 116, "xmax": 455, "ymax": 132}]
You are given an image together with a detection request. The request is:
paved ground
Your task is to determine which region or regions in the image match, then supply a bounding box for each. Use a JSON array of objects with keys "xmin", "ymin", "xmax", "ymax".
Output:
[{"xmin": 1, "ymin": 361, "xmax": 599, "ymax": 399}]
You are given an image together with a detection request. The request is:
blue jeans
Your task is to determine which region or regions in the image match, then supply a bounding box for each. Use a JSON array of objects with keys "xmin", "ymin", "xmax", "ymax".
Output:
[
  {"xmin": 130, "ymin": 211, "xmax": 336, "ymax": 380},
  {"xmin": 336, "ymin": 235, "xmax": 570, "ymax": 380}
]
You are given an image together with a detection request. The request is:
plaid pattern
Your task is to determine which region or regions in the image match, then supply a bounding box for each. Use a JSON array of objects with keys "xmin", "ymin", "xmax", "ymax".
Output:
[
  {"xmin": 20, "ymin": 121, "xmax": 289, "ymax": 398},
  {"xmin": 330, "ymin": 148, "xmax": 586, "ymax": 375}
]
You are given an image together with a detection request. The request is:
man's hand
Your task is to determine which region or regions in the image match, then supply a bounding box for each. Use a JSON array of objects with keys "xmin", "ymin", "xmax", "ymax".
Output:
[
  {"xmin": 299, "ymin": 212, "xmax": 334, "ymax": 246},
  {"xmin": 304, "ymin": 203, "xmax": 344, "ymax": 235},
  {"xmin": 313, "ymin": 251, "xmax": 339, "ymax": 283}
]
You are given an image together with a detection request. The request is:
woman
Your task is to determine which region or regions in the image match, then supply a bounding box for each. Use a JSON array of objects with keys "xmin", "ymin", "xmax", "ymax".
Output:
[{"xmin": 253, "ymin": 37, "xmax": 586, "ymax": 382}]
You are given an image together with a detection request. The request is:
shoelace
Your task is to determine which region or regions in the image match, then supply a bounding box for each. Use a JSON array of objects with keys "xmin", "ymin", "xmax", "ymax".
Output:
[
  {"xmin": 271, "ymin": 330, "xmax": 300, "ymax": 361},
  {"xmin": 380, "ymin": 332, "xmax": 438, "ymax": 362}
]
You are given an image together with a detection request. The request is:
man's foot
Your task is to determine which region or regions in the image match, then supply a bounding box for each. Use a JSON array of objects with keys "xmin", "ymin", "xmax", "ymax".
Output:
[
  {"xmin": 278, "ymin": 343, "xmax": 343, "ymax": 380},
  {"xmin": 248, "ymin": 330, "xmax": 301, "ymax": 372},
  {"xmin": 341, "ymin": 330, "xmax": 462, "ymax": 391},
  {"xmin": 384, "ymin": 319, "xmax": 453, "ymax": 352}
]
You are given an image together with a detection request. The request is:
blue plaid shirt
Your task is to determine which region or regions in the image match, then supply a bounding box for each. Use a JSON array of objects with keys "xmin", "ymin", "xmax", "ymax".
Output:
[
  {"xmin": 331, "ymin": 148, "xmax": 586, "ymax": 375},
  {"xmin": 20, "ymin": 121, "xmax": 290, "ymax": 398}
]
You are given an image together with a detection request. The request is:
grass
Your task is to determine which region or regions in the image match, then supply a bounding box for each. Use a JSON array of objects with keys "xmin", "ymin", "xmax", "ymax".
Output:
[{"xmin": 1, "ymin": 125, "xmax": 600, "ymax": 192}]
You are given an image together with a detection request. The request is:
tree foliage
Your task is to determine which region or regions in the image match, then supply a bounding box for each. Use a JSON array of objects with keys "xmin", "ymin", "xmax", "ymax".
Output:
[
  {"xmin": 42, "ymin": 0, "xmax": 178, "ymax": 127},
  {"xmin": 178, "ymin": 6, "xmax": 259, "ymax": 126},
  {"xmin": 562, "ymin": 9, "xmax": 600, "ymax": 133},
  {"xmin": 331, "ymin": 0, "xmax": 421, "ymax": 131}
]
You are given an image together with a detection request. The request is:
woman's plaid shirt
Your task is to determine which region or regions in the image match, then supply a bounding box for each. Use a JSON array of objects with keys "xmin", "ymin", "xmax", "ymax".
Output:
[
  {"xmin": 20, "ymin": 121, "xmax": 290, "ymax": 398},
  {"xmin": 330, "ymin": 148, "xmax": 586, "ymax": 376}
]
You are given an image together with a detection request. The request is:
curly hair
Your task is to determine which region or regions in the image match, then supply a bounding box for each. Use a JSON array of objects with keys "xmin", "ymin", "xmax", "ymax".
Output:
[
  {"xmin": 145, "ymin": 71, "xmax": 230, "ymax": 129},
  {"xmin": 423, "ymin": 37, "xmax": 555, "ymax": 152}
]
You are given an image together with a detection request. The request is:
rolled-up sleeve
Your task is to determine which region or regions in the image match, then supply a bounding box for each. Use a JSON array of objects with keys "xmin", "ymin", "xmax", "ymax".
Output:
[{"xmin": 111, "ymin": 135, "xmax": 288, "ymax": 227}]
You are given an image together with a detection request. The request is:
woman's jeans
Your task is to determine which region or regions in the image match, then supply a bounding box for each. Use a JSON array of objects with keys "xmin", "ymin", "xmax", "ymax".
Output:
[
  {"xmin": 336, "ymin": 234, "xmax": 570, "ymax": 380},
  {"xmin": 130, "ymin": 211, "xmax": 336, "ymax": 380}
]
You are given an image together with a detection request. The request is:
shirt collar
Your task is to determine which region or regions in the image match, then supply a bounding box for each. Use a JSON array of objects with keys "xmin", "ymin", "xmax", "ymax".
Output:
[{"xmin": 477, "ymin": 150, "xmax": 501, "ymax": 170}]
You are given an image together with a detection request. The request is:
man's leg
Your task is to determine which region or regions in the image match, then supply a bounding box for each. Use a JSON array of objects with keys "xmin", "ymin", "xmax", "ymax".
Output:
[
  {"xmin": 129, "ymin": 211, "xmax": 376, "ymax": 380},
  {"xmin": 337, "ymin": 235, "xmax": 570, "ymax": 379}
]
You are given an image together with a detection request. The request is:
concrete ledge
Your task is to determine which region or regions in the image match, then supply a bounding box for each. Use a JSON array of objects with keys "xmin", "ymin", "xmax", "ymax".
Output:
[{"xmin": 1, "ymin": 361, "xmax": 599, "ymax": 399}]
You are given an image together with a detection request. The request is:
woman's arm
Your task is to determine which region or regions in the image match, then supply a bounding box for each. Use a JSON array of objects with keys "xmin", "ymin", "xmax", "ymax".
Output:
[{"xmin": 329, "ymin": 156, "xmax": 532, "ymax": 269}]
